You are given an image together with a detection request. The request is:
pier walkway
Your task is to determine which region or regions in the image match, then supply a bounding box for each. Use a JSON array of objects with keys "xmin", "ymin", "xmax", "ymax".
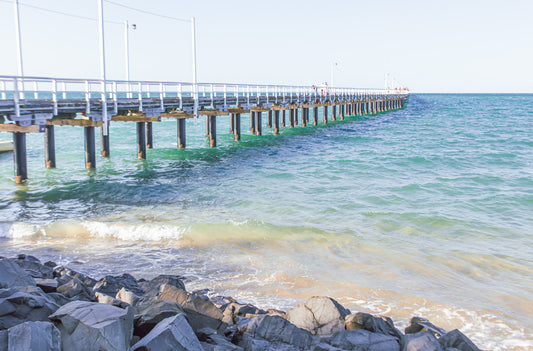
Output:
[{"xmin": 0, "ymin": 75, "xmax": 409, "ymax": 184}]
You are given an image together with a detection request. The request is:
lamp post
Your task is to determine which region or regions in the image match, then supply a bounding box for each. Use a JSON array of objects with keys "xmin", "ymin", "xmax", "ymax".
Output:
[
  {"xmin": 191, "ymin": 16, "xmax": 198, "ymax": 118},
  {"xmin": 124, "ymin": 20, "xmax": 136, "ymax": 98},
  {"xmin": 330, "ymin": 62, "xmax": 338, "ymax": 88},
  {"xmin": 13, "ymin": 0, "xmax": 24, "ymax": 98}
]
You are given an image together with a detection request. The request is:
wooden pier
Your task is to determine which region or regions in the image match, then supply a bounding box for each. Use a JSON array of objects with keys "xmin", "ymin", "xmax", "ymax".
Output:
[{"xmin": 0, "ymin": 76, "xmax": 409, "ymax": 184}]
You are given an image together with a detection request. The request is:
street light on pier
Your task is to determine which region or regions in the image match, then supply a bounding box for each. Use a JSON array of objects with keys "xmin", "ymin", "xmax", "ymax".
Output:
[{"xmin": 330, "ymin": 62, "xmax": 338, "ymax": 88}]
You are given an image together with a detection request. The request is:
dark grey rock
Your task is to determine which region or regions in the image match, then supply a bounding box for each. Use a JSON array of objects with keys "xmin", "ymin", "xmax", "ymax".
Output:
[
  {"xmin": 141, "ymin": 275, "xmax": 186, "ymax": 298},
  {"xmin": 325, "ymin": 329, "xmax": 400, "ymax": 351},
  {"xmin": 45, "ymin": 293, "xmax": 71, "ymax": 307},
  {"xmin": 345, "ymin": 312, "xmax": 404, "ymax": 344},
  {"xmin": 223, "ymin": 302, "xmax": 267, "ymax": 324},
  {"xmin": 0, "ymin": 288, "xmax": 59, "ymax": 330},
  {"xmin": 404, "ymin": 331, "xmax": 443, "ymax": 351},
  {"xmin": 56, "ymin": 277, "xmax": 95, "ymax": 302},
  {"xmin": 134, "ymin": 299, "xmax": 184, "ymax": 337},
  {"xmin": 438, "ymin": 329, "xmax": 480, "ymax": 351},
  {"xmin": 34, "ymin": 278, "xmax": 58, "ymax": 293},
  {"xmin": 405, "ymin": 317, "xmax": 447, "ymax": 337},
  {"xmin": 132, "ymin": 314, "xmax": 203, "ymax": 351},
  {"xmin": 0, "ymin": 330, "xmax": 7, "ymax": 351},
  {"xmin": 286, "ymin": 296, "xmax": 351, "ymax": 337},
  {"xmin": 95, "ymin": 291, "xmax": 130, "ymax": 309},
  {"xmin": 116, "ymin": 287, "xmax": 140, "ymax": 306},
  {"xmin": 49, "ymin": 300, "xmax": 134, "ymax": 351},
  {"xmin": 14, "ymin": 257, "xmax": 53, "ymax": 279},
  {"xmin": 0, "ymin": 259, "xmax": 36, "ymax": 289},
  {"xmin": 53, "ymin": 266, "xmax": 96, "ymax": 288},
  {"xmin": 43, "ymin": 261, "xmax": 57, "ymax": 269},
  {"xmin": 93, "ymin": 273, "xmax": 143, "ymax": 297},
  {"xmin": 15, "ymin": 255, "xmax": 40, "ymax": 263},
  {"xmin": 7, "ymin": 321, "xmax": 61, "ymax": 351}
]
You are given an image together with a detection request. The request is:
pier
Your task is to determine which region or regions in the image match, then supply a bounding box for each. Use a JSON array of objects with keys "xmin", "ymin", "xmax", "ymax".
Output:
[{"xmin": 0, "ymin": 75, "xmax": 409, "ymax": 184}]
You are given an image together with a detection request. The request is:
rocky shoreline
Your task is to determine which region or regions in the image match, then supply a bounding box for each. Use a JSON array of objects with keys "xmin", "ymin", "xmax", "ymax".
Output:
[{"xmin": 1, "ymin": 254, "xmax": 482, "ymax": 350}]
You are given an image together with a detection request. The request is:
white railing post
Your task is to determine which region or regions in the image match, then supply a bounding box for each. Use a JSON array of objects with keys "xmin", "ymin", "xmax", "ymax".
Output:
[
  {"xmin": 1, "ymin": 81, "xmax": 6, "ymax": 100},
  {"xmin": 210, "ymin": 84, "xmax": 214, "ymax": 107},
  {"xmin": 113, "ymin": 81, "xmax": 118, "ymax": 114},
  {"xmin": 235, "ymin": 85, "xmax": 239, "ymax": 106},
  {"xmin": 61, "ymin": 82, "xmax": 67, "ymax": 99},
  {"xmin": 223, "ymin": 84, "xmax": 227, "ymax": 108},
  {"xmin": 160, "ymin": 82, "xmax": 165, "ymax": 111},
  {"xmin": 178, "ymin": 83, "xmax": 182, "ymax": 110},
  {"xmin": 33, "ymin": 81, "xmax": 38, "ymax": 99},
  {"xmin": 85, "ymin": 80, "xmax": 91, "ymax": 114},
  {"xmin": 13, "ymin": 77, "xmax": 20, "ymax": 117},
  {"xmin": 52, "ymin": 79, "xmax": 58, "ymax": 116},
  {"xmin": 138, "ymin": 82, "xmax": 143, "ymax": 112}
]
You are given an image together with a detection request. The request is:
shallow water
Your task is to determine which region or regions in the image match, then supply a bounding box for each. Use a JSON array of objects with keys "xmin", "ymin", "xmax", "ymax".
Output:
[{"xmin": 1, "ymin": 94, "xmax": 532, "ymax": 350}]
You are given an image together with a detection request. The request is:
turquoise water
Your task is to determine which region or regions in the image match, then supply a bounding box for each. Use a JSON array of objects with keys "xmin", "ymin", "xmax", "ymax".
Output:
[{"xmin": 1, "ymin": 94, "xmax": 532, "ymax": 349}]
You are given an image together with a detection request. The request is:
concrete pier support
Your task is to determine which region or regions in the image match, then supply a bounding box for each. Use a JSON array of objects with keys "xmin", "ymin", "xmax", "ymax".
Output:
[
  {"xmin": 267, "ymin": 110, "xmax": 273, "ymax": 128},
  {"xmin": 340, "ymin": 105, "xmax": 345, "ymax": 120},
  {"xmin": 302, "ymin": 108, "xmax": 307, "ymax": 127},
  {"xmin": 13, "ymin": 132, "xmax": 27, "ymax": 184},
  {"xmin": 323, "ymin": 106, "xmax": 328, "ymax": 124},
  {"xmin": 100, "ymin": 126, "xmax": 110, "ymax": 158},
  {"xmin": 209, "ymin": 116, "xmax": 217, "ymax": 147},
  {"xmin": 231, "ymin": 113, "xmax": 241, "ymax": 141},
  {"xmin": 294, "ymin": 108, "xmax": 298, "ymax": 126},
  {"xmin": 332, "ymin": 105, "xmax": 337, "ymax": 121},
  {"xmin": 177, "ymin": 119, "xmax": 186, "ymax": 148},
  {"xmin": 274, "ymin": 110, "xmax": 280, "ymax": 135},
  {"xmin": 281, "ymin": 110, "xmax": 286, "ymax": 127},
  {"xmin": 44, "ymin": 125, "xmax": 56, "ymax": 169},
  {"xmin": 250, "ymin": 112, "xmax": 256, "ymax": 135},
  {"xmin": 136, "ymin": 122, "xmax": 146, "ymax": 159},
  {"xmin": 255, "ymin": 112, "xmax": 262, "ymax": 136},
  {"xmin": 84, "ymin": 126, "xmax": 96, "ymax": 169},
  {"xmin": 145, "ymin": 122, "xmax": 153, "ymax": 149},
  {"xmin": 289, "ymin": 109, "xmax": 295, "ymax": 128},
  {"xmin": 313, "ymin": 106, "xmax": 318, "ymax": 125}
]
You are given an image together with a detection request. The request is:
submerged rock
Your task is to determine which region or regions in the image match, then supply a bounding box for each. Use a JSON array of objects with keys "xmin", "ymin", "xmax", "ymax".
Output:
[
  {"xmin": 286, "ymin": 296, "xmax": 351, "ymax": 337},
  {"xmin": 132, "ymin": 314, "xmax": 203, "ymax": 351},
  {"xmin": 7, "ymin": 321, "xmax": 61, "ymax": 351},
  {"xmin": 49, "ymin": 300, "xmax": 134, "ymax": 351}
]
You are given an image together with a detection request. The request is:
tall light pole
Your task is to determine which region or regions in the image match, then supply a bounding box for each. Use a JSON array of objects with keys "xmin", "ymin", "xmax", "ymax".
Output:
[
  {"xmin": 97, "ymin": 0, "xmax": 108, "ymax": 135},
  {"xmin": 330, "ymin": 62, "xmax": 338, "ymax": 88},
  {"xmin": 13, "ymin": 0, "xmax": 24, "ymax": 98},
  {"xmin": 124, "ymin": 21, "xmax": 136, "ymax": 98},
  {"xmin": 191, "ymin": 16, "xmax": 198, "ymax": 118}
]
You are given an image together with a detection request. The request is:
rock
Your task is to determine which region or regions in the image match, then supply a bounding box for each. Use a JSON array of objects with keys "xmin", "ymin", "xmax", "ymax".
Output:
[
  {"xmin": 14, "ymin": 256, "xmax": 54, "ymax": 279},
  {"xmin": 345, "ymin": 312, "xmax": 404, "ymax": 344},
  {"xmin": 7, "ymin": 321, "xmax": 61, "ymax": 351},
  {"xmin": 405, "ymin": 317, "xmax": 447, "ymax": 337},
  {"xmin": 34, "ymin": 278, "xmax": 58, "ymax": 293},
  {"xmin": 93, "ymin": 273, "xmax": 143, "ymax": 297},
  {"xmin": 132, "ymin": 314, "xmax": 203, "ymax": 351},
  {"xmin": 140, "ymin": 275, "xmax": 186, "ymax": 298},
  {"xmin": 46, "ymin": 293, "xmax": 71, "ymax": 307},
  {"xmin": 53, "ymin": 267, "xmax": 96, "ymax": 288},
  {"xmin": 49, "ymin": 300, "xmax": 134, "ymax": 351},
  {"xmin": 438, "ymin": 329, "xmax": 480, "ymax": 351},
  {"xmin": 324, "ymin": 329, "xmax": 400, "ymax": 351},
  {"xmin": 95, "ymin": 291, "xmax": 130, "ymax": 309},
  {"xmin": 237, "ymin": 315, "xmax": 315, "ymax": 350},
  {"xmin": 0, "ymin": 259, "xmax": 36, "ymax": 289},
  {"xmin": 404, "ymin": 331, "xmax": 443, "ymax": 351},
  {"xmin": 0, "ymin": 288, "xmax": 59, "ymax": 330},
  {"xmin": 0, "ymin": 330, "xmax": 7, "ymax": 351},
  {"xmin": 56, "ymin": 277, "xmax": 95, "ymax": 302},
  {"xmin": 43, "ymin": 261, "xmax": 58, "ymax": 269},
  {"xmin": 286, "ymin": 296, "xmax": 351, "ymax": 337},
  {"xmin": 116, "ymin": 287, "xmax": 140, "ymax": 306},
  {"xmin": 222, "ymin": 302, "xmax": 267, "ymax": 324},
  {"xmin": 134, "ymin": 299, "xmax": 184, "ymax": 337}
]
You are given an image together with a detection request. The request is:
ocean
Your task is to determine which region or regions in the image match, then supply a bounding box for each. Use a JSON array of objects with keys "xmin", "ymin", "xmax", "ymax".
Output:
[{"xmin": 0, "ymin": 94, "xmax": 531, "ymax": 350}]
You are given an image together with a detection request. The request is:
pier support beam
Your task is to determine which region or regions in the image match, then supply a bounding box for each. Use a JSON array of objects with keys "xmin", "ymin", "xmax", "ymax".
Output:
[
  {"xmin": 13, "ymin": 132, "xmax": 27, "ymax": 184},
  {"xmin": 250, "ymin": 112, "xmax": 256, "ymax": 135},
  {"xmin": 100, "ymin": 125, "xmax": 110, "ymax": 158},
  {"xmin": 145, "ymin": 122, "xmax": 153, "ymax": 149},
  {"xmin": 281, "ymin": 110, "xmax": 286, "ymax": 127},
  {"xmin": 255, "ymin": 112, "xmax": 262, "ymax": 136},
  {"xmin": 267, "ymin": 110, "xmax": 272, "ymax": 128},
  {"xmin": 340, "ymin": 105, "xmax": 344, "ymax": 120},
  {"xmin": 313, "ymin": 106, "xmax": 318, "ymax": 126},
  {"xmin": 136, "ymin": 122, "xmax": 146, "ymax": 159},
  {"xmin": 177, "ymin": 119, "xmax": 186, "ymax": 148},
  {"xmin": 274, "ymin": 110, "xmax": 280, "ymax": 135},
  {"xmin": 209, "ymin": 116, "xmax": 217, "ymax": 147},
  {"xmin": 323, "ymin": 106, "xmax": 328, "ymax": 124},
  {"xmin": 302, "ymin": 108, "xmax": 307, "ymax": 127},
  {"xmin": 289, "ymin": 109, "xmax": 295, "ymax": 128},
  {"xmin": 332, "ymin": 105, "xmax": 337, "ymax": 121},
  {"xmin": 294, "ymin": 108, "xmax": 298, "ymax": 126},
  {"xmin": 84, "ymin": 126, "xmax": 96, "ymax": 169},
  {"xmin": 44, "ymin": 125, "xmax": 56, "ymax": 169},
  {"xmin": 234, "ymin": 113, "xmax": 241, "ymax": 140}
]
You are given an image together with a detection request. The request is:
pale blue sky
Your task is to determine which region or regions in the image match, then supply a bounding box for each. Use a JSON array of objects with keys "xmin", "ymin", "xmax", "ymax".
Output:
[{"xmin": 0, "ymin": 0, "xmax": 531, "ymax": 92}]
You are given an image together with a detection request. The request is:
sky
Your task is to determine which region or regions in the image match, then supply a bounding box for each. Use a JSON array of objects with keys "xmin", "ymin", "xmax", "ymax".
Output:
[{"xmin": 0, "ymin": 0, "xmax": 532, "ymax": 93}]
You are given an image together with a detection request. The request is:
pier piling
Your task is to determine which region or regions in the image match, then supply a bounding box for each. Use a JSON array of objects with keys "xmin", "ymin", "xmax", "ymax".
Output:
[
  {"xmin": 177, "ymin": 119, "xmax": 186, "ymax": 148},
  {"xmin": 101, "ymin": 126, "xmax": 110, "ymax": 157},
  {"xmin": 274, "ymin": 110, "xmax": 280, "ymax": 135},
  {"xmin": 13, "ymin": 132, "xmax": 27, "ymax": 184},
  {"xmin": 136, "ymin": 122, "xmax": 146, "ymax": 159},
  {"xmin": 44, "ymin": 125, "xmax": 56, "ymax": 169},
  {"xmin": 209, "ymin": 116, "xmax": 217, "ymax": 147},
  {"xmin": 146, "ymin": 122, "xmax": 153, "ymax": 149},
  {"xmin": 84, "ymin": 127, "xmax": 96, "ymax": 169}
]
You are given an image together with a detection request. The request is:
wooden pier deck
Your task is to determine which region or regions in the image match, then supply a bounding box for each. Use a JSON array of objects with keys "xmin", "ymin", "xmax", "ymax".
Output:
[{"xmin": 0, "ymin": 75, "xmax": 409, "ymax": 184}]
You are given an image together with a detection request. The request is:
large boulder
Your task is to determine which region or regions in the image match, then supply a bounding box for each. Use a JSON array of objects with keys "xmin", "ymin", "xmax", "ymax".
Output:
[
  {"xmin": 237, "ymin": 315, "xmax": 315, "ymax": 350},
  {"xmin": 93, "ymin": 273, "xmax": 143, "ymax": 297},
  {"xmin": 286, "ymin": 296, "xmax": 351, "ymax": 337},
  {"xmin": 7, "ymin": 321, "xmax": 61, "ymax": 351},
  {"xmin": 134, "ymin": 299, "xmax": 184, "ymax": 337},
  {"xmin": 438, "ymin": 329, "xmax": 480, "ymax": 351},
  {"xmin": 324, "ymin": 329, "xmax": 400, "ymax": 351},
  {"xmin": 404, "ymin": 331, "xmax": 443, "ymax": 351},
  {"xmin": 56, "ymin": 278, "xmax": 96, "ymax": 302},
  {"xmin": 345, "ymin": 312, "xmax": 404, "ymax": 344},
  {"xmin": 405, "ymin": 317, "xmax": 447, "ymax": 337},
  {"xmin": 0, "ymin": 259, "xmax": 36, "ymax": 289},
  {"xmin": 0, "ymin": 288, "xmax": 59, "ymax": 330},
  {"xmin": 53, "ymin": 266, "xmax": 96, "ymax": 288},
  {"xmin": 132, "ymin": 314, "xmax": 203, "ymax": 351},
  {"xmin": 0, "ymin": 330, "xmax": 7, "ymax": 351},
  {"xmin": 116, "ymin": 287, "xmax": 140, "ymax": 306},
  {"xmin": 14, "ymin": 255, "xmax": 54, "ymax": 279},
  {"xmin": 222, "ymin": 302, "xmax": 267, "ymax": 324},
  {"xmin": 48, "ymin": 300, "xmax": 134, "ymax": 351}
]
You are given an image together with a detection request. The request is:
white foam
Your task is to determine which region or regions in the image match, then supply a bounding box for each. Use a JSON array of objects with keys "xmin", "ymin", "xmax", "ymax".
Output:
[
  {"xmin": 80, "ymin": 221, "xmax": 187, "ymax": 241},
  {"xmin": 0, "ymin": 222, "xmax": 42, "ymax": 239}
]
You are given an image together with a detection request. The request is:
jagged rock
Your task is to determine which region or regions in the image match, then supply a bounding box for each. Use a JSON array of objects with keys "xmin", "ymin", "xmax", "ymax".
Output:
[
  {"xmin": 324, "ymin": 329, "xmax": 400, "ymax": 351},
  {"xmin": 222, "ymin": 302, "xmax": 267, "ymax": 324},
  {"xmin": 49, "ymin": 300, "xmax": 134, "ymax": 351},
  {"xmin": 286, "ymin": 296, "xmax": 351, "ymax": 337},
  {"xmin": 53, "ymin": 267, "xmax": 96, "ymax": 288},
  {"xmin": 93, "ymin": 273, "xmax": 143, "ymax": 297},
  {"xmin": 116, "ymin": 287, "xmax": 140, "ymax": 306},
  {"xmin": 14, "ymin": 256, "xmax": 53, "ymax": 279},
  {"xmin": 46, "ymin": 293, "xmax": 71, "ymax": 307},
  {"xmin": 0, "ymin": 259, "xmax": 36, "ymax": 289},
  {"xmin": 237, "ymin": 315, "xmax": 315, "ymax": 350},
  {"xmin": 345, "ymin": 312, "xmax": 404, "ymax": 344},
  {"xmin": 140, "ymin": 275, "xmax": 186, "ymax": 298},
  {"xmin": 404, "ymin": 331, "xmax": 443, "ymax": 351},
  {"xmin": 56, "ymin": 277, "xmax": 95, "ymax": 302},
  {"xmin": 43, "ymin": 261, "xmax": 57, "ymax": 269},
  {"xmin": 132, "ymin": 314, "xmax": 203, "ymax": 351},
  {"xmin": 438, "ymin": 330, "xmax": 480, "ymax": 351},
  {"xmin": 405, "ymin": 317, "xmax": 447, "ymax": 337},
  {"xmin": 7, "ymin": 321, "xmax": 61, "ymax": 351},
  {"xmin": 0, "ymin": 330, "xmax": 7, "ymax": 351},
  {"xmin": 311, "ymin": 343, "xmax": 346, "ymax": 351},
  {"xmin": 34, "ymin": 279, "xmax": 58, "ymax": 293},
  {"xmin": 95, "ymin": 291, "xmax": 130, "ymax": 309},
  {"xmin": 0, "ymin": 288, "xmax": 59, "ymax": 330},
  {"xmin": 134, "ymin": 299, "xmax": 184, "ymax": 337}
]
